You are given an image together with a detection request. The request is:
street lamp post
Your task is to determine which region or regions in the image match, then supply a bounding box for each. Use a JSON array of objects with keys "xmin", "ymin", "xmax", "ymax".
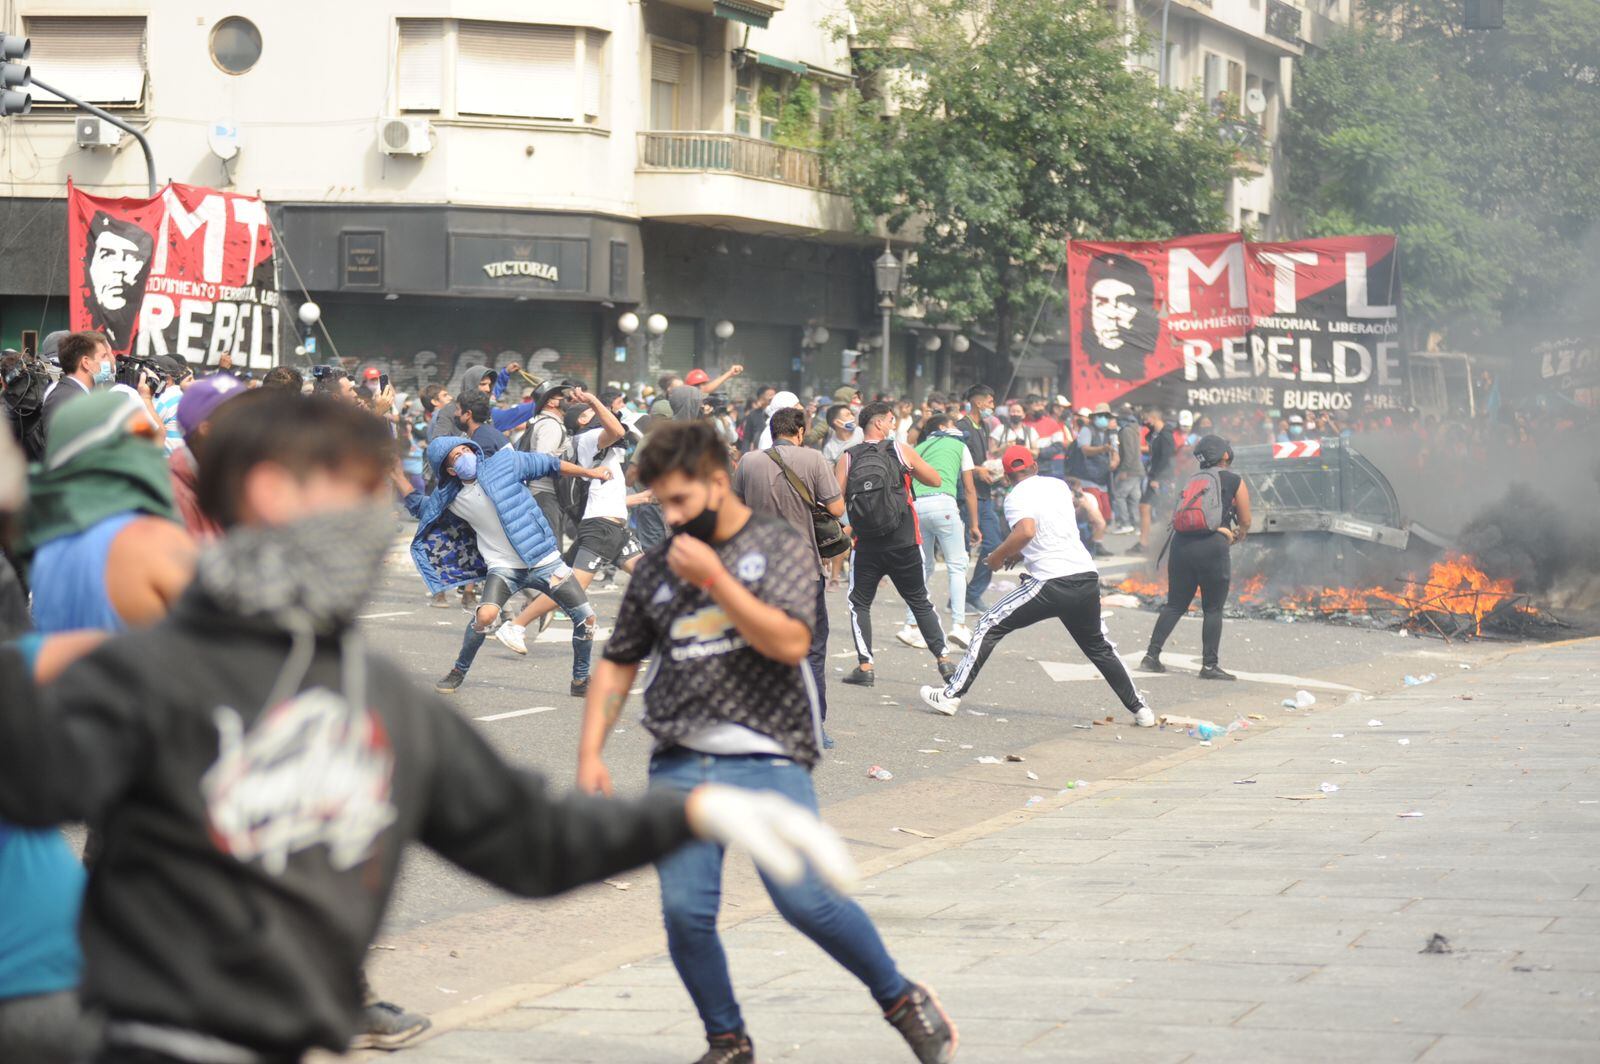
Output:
[{"xmin": 874, "ymin": 247, "xmax": 903, "ymax": 395}]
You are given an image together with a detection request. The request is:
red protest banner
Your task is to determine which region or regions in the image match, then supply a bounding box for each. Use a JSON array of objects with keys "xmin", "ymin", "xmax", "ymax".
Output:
[
  {"xmin": 1067, "ymin": 233, "xmax": 1402, "ymax": 414},
  {"xmin": 67, "ymin": 179, "xmax": 281, "ymax": 368}
]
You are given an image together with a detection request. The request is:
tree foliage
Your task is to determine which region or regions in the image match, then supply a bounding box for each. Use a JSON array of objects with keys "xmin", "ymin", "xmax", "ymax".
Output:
[
  {"xmin": 827, "ymin": 0, "xmax": 1237, "ymax": 383},
  {"xmin": 1281, "ymin": 1, "xmax": 1600, "ymax": 345}
]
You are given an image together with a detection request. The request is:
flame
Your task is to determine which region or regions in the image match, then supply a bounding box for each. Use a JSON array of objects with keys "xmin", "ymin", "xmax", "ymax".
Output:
[{"xmin": 1116, "ymin": 554, "xmax": 1515, "ymax": 634}]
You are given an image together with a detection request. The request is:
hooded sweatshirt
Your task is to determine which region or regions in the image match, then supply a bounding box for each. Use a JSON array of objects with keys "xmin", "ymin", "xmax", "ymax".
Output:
[
  {"xmin": 429, "ymin": 363, "xmax": 536, "ymax": 442},
  {"xmin": 0, "ymin": 508, "xmax": 691, "ymax": 1056}
]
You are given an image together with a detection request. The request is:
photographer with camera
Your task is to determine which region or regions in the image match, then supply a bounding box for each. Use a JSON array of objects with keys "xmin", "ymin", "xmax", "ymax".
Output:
[
  {"xmin": 150, "ymin": 356, "xmax": 194, "ymax": 454},
  {"xmin": 1, "ymin": 347, "xmax": 53, "ymax": 463}
]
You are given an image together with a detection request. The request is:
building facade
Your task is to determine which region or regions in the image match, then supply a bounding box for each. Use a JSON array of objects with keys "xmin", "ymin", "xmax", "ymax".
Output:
[
  {"xmin": 0, "ymin": 0, "xmax": 928, "ymax": 397},
  {"xmin": 1115, "ymin": 0, "xmax": 1355, "ymax": 236}
]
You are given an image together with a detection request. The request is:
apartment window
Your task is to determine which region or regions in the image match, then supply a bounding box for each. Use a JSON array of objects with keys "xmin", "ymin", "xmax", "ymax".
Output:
[
  {"xmin": 397, "ymin": 19, "xmax": 444, "ymax": 112},
  {"xmin": 1226, "ymin": 60, "xmax": 1244, "ymax": 109},
  {"xmin": 582, "ymin": 29, "xmax": 605, "ymax": 122},
  {"xmin": 650, "ymin": 43, "xmax": 690, "ymax": 130},
  {"xmin": 459, "ymin": 22, "xmax": 575, "ymax": 120},
  {"xmin": 393, "ymin": 20, "xmax": 608, "ymax": 124},
  {"xmin": 23, "ymin": 16, "xmax": 146, "ymax": 106},
  {"xmin": 1202, "ymin": 53, "xmax": 1223, "ymax": 105},
  {"xmin": 734, "ymin": 65, "xmax": 756, "ymax": 135}
]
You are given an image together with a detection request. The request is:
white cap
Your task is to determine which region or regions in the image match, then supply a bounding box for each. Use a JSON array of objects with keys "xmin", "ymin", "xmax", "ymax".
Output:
[
  {"xmin": 1076, "ymin": 406, "xmax": 1092, "ymax": 417},
  {"xmin": 1288, "ymin": 413, "xmax": 1304, "ymax": 424},
  {"xmin": 1178, "ymin": 410, "xmax": 1194, "ymax": 428}
]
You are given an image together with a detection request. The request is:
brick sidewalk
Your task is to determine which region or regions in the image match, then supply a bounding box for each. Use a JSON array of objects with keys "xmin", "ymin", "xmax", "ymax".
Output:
[{"xmin": 399, "ymin": 639, "xmax": 1600, "ymax": 1062}]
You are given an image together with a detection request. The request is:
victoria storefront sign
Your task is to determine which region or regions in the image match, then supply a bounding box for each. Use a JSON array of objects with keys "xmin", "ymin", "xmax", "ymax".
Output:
[{"xmin": 483, "ymin": 259, "xmax": 559, "ymax": 283}]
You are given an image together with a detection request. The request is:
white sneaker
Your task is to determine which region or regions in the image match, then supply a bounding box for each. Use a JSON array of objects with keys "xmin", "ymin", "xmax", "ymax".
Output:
[
  {"xmin": 896, "ymin": 625, "xmax": 928, "ymax": 650},
  {"xmin": 948, "ymin": 624, "xmax": 972, "ymax": 649},
  {"xmin": 1132, "ymin": 705, "xmax": 1156, "ymax": 728},
  {"xmin": 1112, "ymin": 525, "xmax": 1136, "ymax": 536},
  {"xmin": 495, "ymin": 623, "xmax": 528, "ymax": 656},
  {"xmin": 920, "ymin": 685, "xmax": 960, "ymax": 716}
]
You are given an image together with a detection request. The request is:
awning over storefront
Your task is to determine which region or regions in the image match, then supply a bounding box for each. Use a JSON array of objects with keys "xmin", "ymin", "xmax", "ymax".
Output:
[{"xmin": 715, "ymin": 1, "xmax": 772, "ymax": 31}]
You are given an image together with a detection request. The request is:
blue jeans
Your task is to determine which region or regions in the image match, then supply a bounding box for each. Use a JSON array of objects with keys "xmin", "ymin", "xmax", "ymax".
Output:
[
  {"xmin": 453, "ymin": 560, "xmax": 594, "ymax": 678},
  {"xmin": 904, "ymin": 494, "xmax": 968, "ymax": 627},
  {"xmin": 964, "ymin": 497, "xmax": 1002, "ymax": 610},
  {"xmin": 807, "ymin": 576, "xmax": 830, "ymax": 722},
  {"xmin": 648, "ymin": 748, "xmax": 909, "ymax": 1036}
]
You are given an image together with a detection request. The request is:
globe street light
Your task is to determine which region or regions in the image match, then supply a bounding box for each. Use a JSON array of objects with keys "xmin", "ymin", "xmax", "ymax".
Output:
[
  {"xmin": 618, "ymin": 311, "xmax": 640, "ymax": 335},
  {"xmin": 874, "ymin": 247, "xmax": 903, "ymax": 393}
]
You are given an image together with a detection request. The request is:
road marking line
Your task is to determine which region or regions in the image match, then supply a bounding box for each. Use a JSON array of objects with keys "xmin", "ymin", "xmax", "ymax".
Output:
[
  {"xmin": 1038, "ymin": 655, "xmax": 1359, "ymax": 692},
  {"xmin": 535, "ymin": 626, "xmax": 612, "ymax": 643},
  {"xmin": 358, "ymin": 611, "xmax": 416, "ymax": 620},
  {"xmin": 475, "ymin": 706, "xmax": 557, "ymax": 722}
]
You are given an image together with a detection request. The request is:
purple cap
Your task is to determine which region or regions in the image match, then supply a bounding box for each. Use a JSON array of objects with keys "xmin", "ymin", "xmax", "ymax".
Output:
[{"xmin": 176, "ymin": 373, "xmax": 247, "ymax": 436}]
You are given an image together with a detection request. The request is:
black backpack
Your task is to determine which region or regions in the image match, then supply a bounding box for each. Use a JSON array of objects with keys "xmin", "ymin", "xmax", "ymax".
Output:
[
  {"xmin": 844, "ymin": 440, "xmax": 910, "ymax": 538},
  {"xmin": 554, "ymin": 436, "xmax": 590, "ymax": 523}
]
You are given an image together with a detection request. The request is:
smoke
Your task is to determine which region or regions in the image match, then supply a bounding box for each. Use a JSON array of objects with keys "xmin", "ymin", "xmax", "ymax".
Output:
[{"xmin": 1457, "ymin": 484, "xmax": 1600, "ymax": 595}]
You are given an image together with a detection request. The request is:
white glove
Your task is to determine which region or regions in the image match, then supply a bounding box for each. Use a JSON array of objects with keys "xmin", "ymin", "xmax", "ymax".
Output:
[{"xmin": 685, "ymin": 783, "xmax": 859, "ymax": 894}]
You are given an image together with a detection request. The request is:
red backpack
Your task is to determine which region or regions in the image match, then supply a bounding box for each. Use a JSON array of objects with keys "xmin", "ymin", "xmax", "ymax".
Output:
[{"xmin": 1171, "ymin": 469, "xmax": 1226, "ymax": 533}]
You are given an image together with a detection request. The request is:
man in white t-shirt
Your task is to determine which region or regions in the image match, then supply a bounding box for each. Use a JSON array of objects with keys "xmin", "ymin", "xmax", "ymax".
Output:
[
  {"xmin": 920, "ymin": 445, "xmax": 1154, "ymax": 726},
  {"xmin": 499, "ymin": 388, "xmax": 643, "ymax": 653}
]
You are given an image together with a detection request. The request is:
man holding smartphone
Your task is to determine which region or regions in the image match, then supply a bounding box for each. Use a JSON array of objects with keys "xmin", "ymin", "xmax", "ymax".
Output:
[{"xmin": 920, "ymin": 445, "xmax": 1153, "ymax": 726}]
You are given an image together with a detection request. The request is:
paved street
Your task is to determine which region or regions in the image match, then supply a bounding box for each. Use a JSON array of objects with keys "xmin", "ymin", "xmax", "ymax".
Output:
[{"xmin": 361, "ymin": 632, "xmax": 1600, "ymax": 1063}]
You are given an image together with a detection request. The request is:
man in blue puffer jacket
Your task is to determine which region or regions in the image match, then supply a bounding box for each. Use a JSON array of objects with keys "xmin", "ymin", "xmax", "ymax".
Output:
[{"xmin": 395, "ymin": 435, "xmax": 613, "ymax": 696}]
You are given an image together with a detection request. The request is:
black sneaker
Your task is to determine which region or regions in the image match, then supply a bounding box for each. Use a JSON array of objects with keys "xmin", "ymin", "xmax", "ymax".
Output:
[
  {"xmin": 1139, "ymin": 653, "xmax": 1166, "ymax": 673},
  {"xmin": 348, "ymin": 1000, "xmax": 431, "ymax": 1051},
  {"xmin": 435, "ymin": 669, "xmax": 465, "ymax": 694},
  {"xmin": 570, "ymin": 678, "xmax": 590, "ymax": 697},
  {"xmin": 936, "ymin": 657, "xmax": 957, "ymax": 683},
  {"xmin": 1128, "ymin": 543, "xmax": 1146, "ymax": 555},
  {"xmin": 1091, "ymin": 542, "xmax": 1114, "ymax": 558},
  {"xmin": 884, "ymin": 982, "xmax": 957, "ymax": 1064},
  {"xmin": 842, "ymin": 666, "xmax": 876, "ymax": 687},
  {"xmin": 694, "ymin": 1030, "xmax": 755, "ymax": 1064},
  {"xmin": 1198, "ymin": 665, "xmax": 1237, "ymax": 681}
]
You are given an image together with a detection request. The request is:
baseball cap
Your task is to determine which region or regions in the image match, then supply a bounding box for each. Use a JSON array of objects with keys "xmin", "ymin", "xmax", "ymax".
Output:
[
  {"xmin": 685, "ymin": 368, "xmax": 710, "ymax": 386},
  {"xmin": 363, "ymin": 366, "xmax": 381, "ymax": 381},
  {"xmin": 1053, "ymin": 395, "xmax": 1069, "ymax": 407},
  {"xmin": 176, "ymin": 373, "xmax": 247, "ymax": 435},
  {"xmin": 1178, "ymin": 410, "xmax": 1194, "ymax": 428},
  {"xmin": 1076, "ymin": 406, "xmax": 1092, "ymax": 417},
  {"xmin": 833, "ymin": 385, "xmax": 858, "ymax": 402},
  {"xmin": 1193, "ymin": 435, "xmax": 1233, "ymax": 468},
  {"xmin": 1001, "ymin": 444, "xmax": 1035, "ymax": 473},
  {"xmin": 1288, "ymin": 413, "xmax": 1305, "ymax": 424}
]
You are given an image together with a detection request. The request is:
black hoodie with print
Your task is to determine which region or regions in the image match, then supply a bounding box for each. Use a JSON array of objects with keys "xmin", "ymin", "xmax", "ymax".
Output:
[{"xmin": 0, "ymin": 582, "xmax": 690, "ymax": 1056}]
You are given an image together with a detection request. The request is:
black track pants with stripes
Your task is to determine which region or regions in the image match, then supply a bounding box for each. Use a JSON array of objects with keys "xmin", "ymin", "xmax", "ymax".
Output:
[{"xmin": 944, "ymin": 572, "xmax": 1143, "ymax": 711}]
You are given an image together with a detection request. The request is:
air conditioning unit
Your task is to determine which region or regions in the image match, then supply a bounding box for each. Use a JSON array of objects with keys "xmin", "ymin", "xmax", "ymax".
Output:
[
  {"xmin": 75, "ymin": 116, "xmax": 123, "ymax": 149},
  {"xmin": 378, "ymin": 116, "xmax": 432, "ymax": 156}
]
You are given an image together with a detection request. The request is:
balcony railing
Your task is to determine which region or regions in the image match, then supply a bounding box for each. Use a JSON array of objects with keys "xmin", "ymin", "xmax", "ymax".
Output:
[
  {"xmin": 637, "ymin": 131, "xmax": 827, "ymax": 191},
  {"xmin": 1266, "ymin": 0, "xmax": 1304, "ymax": 44},
  {"xmin": 1219, "ymin": 119, "xmax": 1271, "ymax": 166}
]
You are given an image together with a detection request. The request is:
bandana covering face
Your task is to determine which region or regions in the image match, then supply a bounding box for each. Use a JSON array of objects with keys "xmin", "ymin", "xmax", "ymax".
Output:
[
  {"xmin": 196, "ymin": 505, "xmax": 397, "ymax": 634},
  {"xmin": 22, "ymin": 390, "xmax": 175, "ymax": 559}
]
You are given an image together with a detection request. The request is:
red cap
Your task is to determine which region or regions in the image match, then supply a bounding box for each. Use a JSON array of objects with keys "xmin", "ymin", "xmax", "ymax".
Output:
[
  {"xmin": 1001, "ymin": 445, "xmax": 1035, "ymax": 473},
  {"xmin": 684, "ymin": 368, "xmax": 710, "ymax": 386},
  {"xmin": 363, "ymin": 367, "xmax": 381, "ymax": 380}
]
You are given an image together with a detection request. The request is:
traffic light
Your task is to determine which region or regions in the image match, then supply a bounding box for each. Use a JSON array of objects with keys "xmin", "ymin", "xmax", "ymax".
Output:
[
  {"xmin": 841, "ymin": 348, "xmax": 860, "ymax": 386},
  {"xmin": 0, "ymin": 34, "xmax": 30, "ymax": 117}
]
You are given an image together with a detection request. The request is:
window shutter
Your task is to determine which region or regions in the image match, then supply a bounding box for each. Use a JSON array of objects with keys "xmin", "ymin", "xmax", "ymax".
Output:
[
  {"xmin": 651, "ymin": 44, "xmax": 684, "ymax": 86},
  {"xmin": 582, "ymin": 30, "xmax": 606, "ymax": 120},
  {"xmin": 457, "ymin": 22, "xmax": 576, "ymax": 120},
  {"xmin": 23, "ymin": 16, "xmax": 146, "ymax": 105},
  {"xmin": 396, "ymin": 19, "xmax": 444, "ymax": 112}
]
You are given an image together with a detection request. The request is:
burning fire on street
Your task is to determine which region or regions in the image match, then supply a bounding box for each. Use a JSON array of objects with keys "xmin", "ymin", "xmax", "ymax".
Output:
[{"xmin": 1115, "ymin": 553, "xmax": 1570, "ymax": 642}]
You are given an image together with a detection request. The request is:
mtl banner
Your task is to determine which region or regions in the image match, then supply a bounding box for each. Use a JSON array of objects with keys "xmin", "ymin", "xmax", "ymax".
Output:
[
  {"xmin": 67, "ymin": 180, "xmax": 281, "ymax": 368},
  {"xmin": 1067, "ymin": 233, "xmax": 1403, "ymax": 414}
]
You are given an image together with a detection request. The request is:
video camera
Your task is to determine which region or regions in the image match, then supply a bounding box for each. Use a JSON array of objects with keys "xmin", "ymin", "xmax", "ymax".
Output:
[{"xmin": 115, "ymin": 353, "xmax": 167, "ymax": 391}]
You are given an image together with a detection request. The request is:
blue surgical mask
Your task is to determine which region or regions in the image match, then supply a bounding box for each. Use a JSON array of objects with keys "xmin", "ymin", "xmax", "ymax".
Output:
[
  {"xmin": 1093, "ymin": 416, "xmax": 1109, "ymax": 429},
  {"xmin": 92, "ymin": 359, "xmax": 115, "ymax": 386},
  {"xmin": 451, "ymin": 451, "xmax": 478, "ymax": 481},
  {"xmin": 1288, "ymin": 425, "xmax": 1304, "ymax": 438},
  {"xmin": 840, "ymin": 421, "xmax": 856, "ymax": 434}
]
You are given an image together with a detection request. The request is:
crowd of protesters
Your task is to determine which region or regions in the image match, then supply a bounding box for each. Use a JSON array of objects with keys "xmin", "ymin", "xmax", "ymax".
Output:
[{"xmin": 3, "ymin": 325, "xmax": 1569, "ymax": 1064}]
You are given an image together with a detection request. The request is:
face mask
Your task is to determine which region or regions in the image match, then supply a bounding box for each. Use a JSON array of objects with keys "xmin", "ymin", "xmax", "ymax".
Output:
[
  {"xmin": 194, "ymin": 504, "xmax": 398, "ymax": 634},
  {"xmin": 451, "ymin": 451, "xmax": 478, "ymax": 481},
  {"xmin": 92, "ymin": 359, "xmax": 115, "ymax": 386},
  {"xmin": 671, "ymin": 501, "xmax": 720, "ymax": 544},
  {"xmin": 1093, "ymin": 416, "xmax": 1109, "ymax": 429},
  {"xmin": 1288, "ymin": 425, "xmax": 1304, "ymax": 438},
  {"xmin": 839, "ymin": 421, "xmax": 856, "ymax": 434}
]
